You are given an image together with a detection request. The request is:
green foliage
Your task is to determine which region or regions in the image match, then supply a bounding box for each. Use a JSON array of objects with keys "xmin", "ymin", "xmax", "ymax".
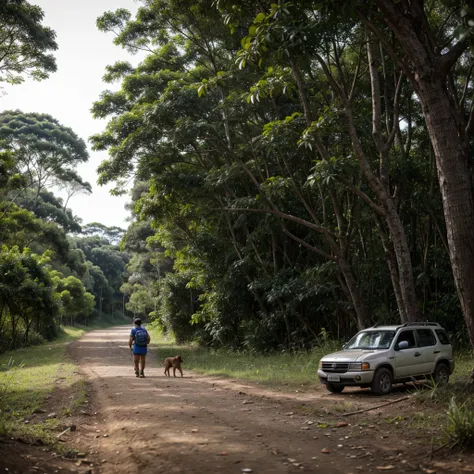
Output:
[
  {"xmin": 0, "ymin": 110, "xmax": 90, "ymax": 199},
  {"xmin": 93, "ymin": 0, "xmax": 470, "ymax": 352},
  {"xmin": 447, "ymin": 397, "xmax": 474, "ymax": 448},
  {"xmin": 149, "ymin": 327, "xmax": 340, "ymax": 387},
  {"xmin": 0, "ymin": 245, "xmax": 58, "ymax": 351},
  {"xmin": 0, "ymin": 0, "xmax": 57, "ymax": 84}
]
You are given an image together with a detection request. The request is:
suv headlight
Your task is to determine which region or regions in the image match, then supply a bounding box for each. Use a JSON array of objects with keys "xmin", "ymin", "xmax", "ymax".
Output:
[
  {"xmin": 318, "ymin": 360, "xmax": 323, "ymax": 369},
  {"xmin": 349, "ymin": 362, "xmax": 370, "ymax": 371}
]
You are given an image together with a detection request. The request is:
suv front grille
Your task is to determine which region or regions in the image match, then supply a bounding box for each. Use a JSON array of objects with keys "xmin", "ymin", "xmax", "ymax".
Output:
[{"xmin": 322, "ymin": 362, "xmax": 349, "ymax": 373}]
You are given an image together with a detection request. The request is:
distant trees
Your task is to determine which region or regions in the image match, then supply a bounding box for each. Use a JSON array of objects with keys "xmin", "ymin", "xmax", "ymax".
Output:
[
  {"xmin": 0, "ymin": 109, "xmax": 127, "ymax": 351},
  {"xmin": 0, "ymin": 110, "xmax": 91, "ymax": 208}
]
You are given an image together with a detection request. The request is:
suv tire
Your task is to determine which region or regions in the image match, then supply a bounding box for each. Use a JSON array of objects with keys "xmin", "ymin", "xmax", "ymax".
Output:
[
  {"xmin": 371, "ymin": 367, "xmax": 393, "ymax": 395},
  {"xmin": 433, "ymin": 362, "xmax": 450, "ymax": 385},
  {"xmin": 326, "ymin": 383, "xmax": 344, "ymax": 393}
]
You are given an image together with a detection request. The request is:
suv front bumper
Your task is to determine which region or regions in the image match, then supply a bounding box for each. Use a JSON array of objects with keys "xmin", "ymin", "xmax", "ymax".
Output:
[{"xmin": 317, "ymin": 369, "xmax": 374, "ymax": 386}]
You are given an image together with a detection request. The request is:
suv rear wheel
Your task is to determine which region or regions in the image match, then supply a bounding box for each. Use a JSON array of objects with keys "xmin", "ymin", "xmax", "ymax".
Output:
[
  {"xmin": 371, "ymin": 367, "xmax": 393, "ymax": 395},
  {"xmin": 433, "ymin": 362, "xmax": 450, "ymax": 385},
  {"xmin": 326, "ymin": 383, "xmax": 344, "ymax": 393}
]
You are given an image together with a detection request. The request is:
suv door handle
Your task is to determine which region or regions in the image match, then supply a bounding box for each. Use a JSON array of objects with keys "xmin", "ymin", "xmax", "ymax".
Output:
[
  {"xmin": 414, "ymin": 352, "xmax": 421, "ymax": 357},
  {"xmin": 433, "ymin": 350, "xmax": 440, "ymax": 354}
]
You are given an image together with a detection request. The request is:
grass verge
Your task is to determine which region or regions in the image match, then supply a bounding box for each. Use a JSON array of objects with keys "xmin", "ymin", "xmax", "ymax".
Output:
[
  {"xmin": 0, "ymin": 314, "xmax": 129, "ymax": 447},
  {"xmin": 0, "ymin": 326, "xmax": 85, "ymax": 446},
  {"xmin": 148, "ymin": 328, "xmax": 340, "ymax": 389}
]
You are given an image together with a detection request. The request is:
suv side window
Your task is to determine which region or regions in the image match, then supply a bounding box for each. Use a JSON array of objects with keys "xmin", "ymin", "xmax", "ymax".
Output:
[
  {"xmin": 435, "ymin": 329, "xmax": 450, "ymax": 345},
  {"xmin": 416, "ymin": 329, "xmax": 436, "ymax": 347},
  {"xmin": 395, "ymin": 330, "xmax": 416, "ymax": 348}
]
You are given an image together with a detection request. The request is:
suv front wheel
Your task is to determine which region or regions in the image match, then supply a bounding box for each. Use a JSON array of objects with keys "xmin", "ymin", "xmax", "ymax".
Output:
[
  {"xmin": 433, "ymin": 362, "xmax": 450, "ymax": 385},
  {"xmin": 371, "ymin": 367, "xmax": 393, "ymax": 395},
  {"xmin": 326, "ymin": 383, "xmax": 344, "ymax": 393}
]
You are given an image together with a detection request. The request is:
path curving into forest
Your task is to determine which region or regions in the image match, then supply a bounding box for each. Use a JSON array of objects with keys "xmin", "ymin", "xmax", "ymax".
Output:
[{"xmin": 69, "ymin": 326, "xmax": 428, "ymax": 474}]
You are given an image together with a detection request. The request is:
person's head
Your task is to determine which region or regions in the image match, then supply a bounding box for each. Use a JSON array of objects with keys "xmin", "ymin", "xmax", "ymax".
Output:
[{"xmin": 133, "ymin": 318, "xmax": 142, "ymax": 327}]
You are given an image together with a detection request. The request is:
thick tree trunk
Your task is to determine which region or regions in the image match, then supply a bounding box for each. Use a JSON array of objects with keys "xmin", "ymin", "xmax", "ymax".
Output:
[
  {"xmin": 372, "ymin": 0, "xmax": 474, "ymax": 348},
  {"xmin": 418, "ymin": 81, "xmax": 474, "ymax": 346}
]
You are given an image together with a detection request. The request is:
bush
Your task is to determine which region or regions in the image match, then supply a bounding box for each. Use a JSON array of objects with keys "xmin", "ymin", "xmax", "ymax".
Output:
[
  {"xmin": 25, "ymin": 331, "xmax": 45, "ymax": 347},
  {"xmin": 447, "ymin": 397, "xmax": 474, "ymax": 447}
]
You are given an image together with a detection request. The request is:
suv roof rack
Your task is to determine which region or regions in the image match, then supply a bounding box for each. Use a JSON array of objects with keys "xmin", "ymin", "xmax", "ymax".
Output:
[{"xmin": 401, "ymin": 322, "xmax": 441, "ymax": 327}]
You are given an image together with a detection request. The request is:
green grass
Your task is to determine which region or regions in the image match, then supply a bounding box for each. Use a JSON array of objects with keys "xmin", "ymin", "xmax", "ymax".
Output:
[
  {"xmin": 0, "ymin": 326, "xmax": 86, "ymax": 445},
  {"xmin": 0, "ymin": 315, "xmax": 128, "ymax": 447},
  {"xmin": 149, "ymin": 328, "xmax": 341, "ymax": 388},
  {"xmin": 452, "ymin": 351, "xmax": 474, "ymax": 380},
  {"xmin": 149, "ymin": 330, "xmax": 474, "ymax": 395}
]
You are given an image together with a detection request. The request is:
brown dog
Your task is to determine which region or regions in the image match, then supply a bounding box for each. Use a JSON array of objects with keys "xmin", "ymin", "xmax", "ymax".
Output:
[{"xmin": 164, "ymin": 355, "xmax": 183, "ymax": 377}]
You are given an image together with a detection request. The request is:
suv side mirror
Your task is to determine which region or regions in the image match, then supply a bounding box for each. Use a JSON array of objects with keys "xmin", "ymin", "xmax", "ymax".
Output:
[{"xmin": 397, "ymin": 340, "xmax": 409, "ymax": 351}]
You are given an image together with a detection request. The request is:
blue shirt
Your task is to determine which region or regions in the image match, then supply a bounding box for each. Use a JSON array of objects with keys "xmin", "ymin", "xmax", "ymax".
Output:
[{"xmin": 130, "ymin": 327, "xmax": 148, "ymax": 355}]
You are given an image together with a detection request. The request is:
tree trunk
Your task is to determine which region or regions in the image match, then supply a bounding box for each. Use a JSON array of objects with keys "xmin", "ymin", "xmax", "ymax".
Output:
[
  {"xmin": 418, "ymin": 81, "xmax": 474, "ymax": 346},
  {"xmin": 338, "ymin": 258, "xmax": 368, "ymax": 330},
  {"xmin": 376, "ymin": 218, "xmax": 407, "ymax": 322},
  {"xmin": 372, "ymin": 0, "xmax": 474, "ymax": 348}
]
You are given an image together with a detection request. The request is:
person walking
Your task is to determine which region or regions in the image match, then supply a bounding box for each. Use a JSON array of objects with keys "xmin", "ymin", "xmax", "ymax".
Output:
[{"xmin": 129, "ymin": 318, "xmax": 150, "ymax": 378}]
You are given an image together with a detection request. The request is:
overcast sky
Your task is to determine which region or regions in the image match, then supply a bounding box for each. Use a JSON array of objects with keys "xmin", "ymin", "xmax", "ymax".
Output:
[{"xmin": 1, "ymin": 0, "xmax": 142, "ymax": 229}]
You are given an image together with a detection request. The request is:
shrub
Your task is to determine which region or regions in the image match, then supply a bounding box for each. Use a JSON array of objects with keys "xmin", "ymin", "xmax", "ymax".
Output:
[{"xmin": 447, "ymin": 397, "xmax": 474, "ymax": 447}]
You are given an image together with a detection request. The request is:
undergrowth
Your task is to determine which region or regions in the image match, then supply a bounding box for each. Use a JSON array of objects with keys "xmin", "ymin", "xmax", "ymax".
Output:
[
  {"xmin": 447, "ymin": 397, "xmax": 474, "ymax": 448},
  {"xmin": 149, "ymin": 328, "xmax": 341, "ymax": 388}
]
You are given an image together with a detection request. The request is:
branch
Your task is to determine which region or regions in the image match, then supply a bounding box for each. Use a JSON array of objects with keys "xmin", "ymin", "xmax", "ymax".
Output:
[
  {"xmin": 336, "ymin": 177, "xmax": 385, "ymax": 216},
  {"xmin": 383, "ymin": 71, "xmax": 403, "ymax": 152},
  {"xmin": 367, "ymin": 34, "xmax": 383, "ymax": 152},
  {"xmin": 349, "ymin": 42, "xmax": 364, "ymax": 101},
  {"xmin": 214, "ymin": 207, "xmax": 334, "ymax": 236},
  {"xmin": 358, "ymin": 12, "xmax": 414, "ymax": 84},
  {"xmin": 460, "ymin": 62, "xmax": 474, "ymax": 108},
  {"xmin": 342, "ymin": 396, "xmax": 410, "ymax": 416},
  {"xmin": 439, "ymin": 39, "xmax": 468, "ymax": 76},
  {"xmin": 465, "ymin": 101, "xmax": 474, "ymax": 136},
  {"xmin": 281, "ymin": 225, "xmax": 335, "ymax": 261}
]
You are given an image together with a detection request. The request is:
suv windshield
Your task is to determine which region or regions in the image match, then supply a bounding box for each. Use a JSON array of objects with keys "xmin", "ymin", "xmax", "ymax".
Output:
[{"xmin": 345, "ymin": 330, "xmax": 396, "ymax": 350}]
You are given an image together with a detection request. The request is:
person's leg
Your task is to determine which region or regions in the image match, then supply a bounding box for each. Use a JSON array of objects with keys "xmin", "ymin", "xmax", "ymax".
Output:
[
  {"xmin": 133, "ymin": 355, "xmax": 140, "ymax": 376},
  {"xmin": 139, "ymin": 355, "xmax": 146, "ymax": 377}
]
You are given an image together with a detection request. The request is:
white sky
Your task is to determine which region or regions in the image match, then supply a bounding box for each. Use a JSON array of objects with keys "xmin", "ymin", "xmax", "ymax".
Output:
[{"xmin": 1, "ymin": 0, "xmax": 143, "ymax": 229}]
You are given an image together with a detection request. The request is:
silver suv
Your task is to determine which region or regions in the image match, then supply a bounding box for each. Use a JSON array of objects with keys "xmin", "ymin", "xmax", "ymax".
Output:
[{"xmin": 317, "ymin": 322, "xmax": 454, "ymax": 395}]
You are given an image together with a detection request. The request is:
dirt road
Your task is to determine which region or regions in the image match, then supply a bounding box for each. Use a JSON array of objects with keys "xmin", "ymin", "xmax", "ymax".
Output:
[{"xmin": 67, "ymin": 326, "xmax": 433, "ymax": 474}]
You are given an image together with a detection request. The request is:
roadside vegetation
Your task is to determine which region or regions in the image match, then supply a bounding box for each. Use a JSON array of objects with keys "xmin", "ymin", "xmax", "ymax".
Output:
[
  {"xmin": 150, "ymin": 324, "xmax": 474, "ymax": 448},
  {"xmin": 0, "ymin": 315, "xmax": 128, "ymax": 447}
]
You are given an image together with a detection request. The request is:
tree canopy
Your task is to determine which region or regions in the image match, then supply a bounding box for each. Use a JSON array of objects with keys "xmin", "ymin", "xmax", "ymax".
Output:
[
  {"xmin": 90, "ymin": 0, "xmax": 474, "ymax": 352},
  {"xmin": 0, "ymin": 0, "xmax": 57, "ymax": 84}
]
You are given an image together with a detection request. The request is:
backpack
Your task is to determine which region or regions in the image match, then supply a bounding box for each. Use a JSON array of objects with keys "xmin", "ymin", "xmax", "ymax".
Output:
[{"xmin": 134, "ymin": 327, "xmax": 148, "ymax": 347}]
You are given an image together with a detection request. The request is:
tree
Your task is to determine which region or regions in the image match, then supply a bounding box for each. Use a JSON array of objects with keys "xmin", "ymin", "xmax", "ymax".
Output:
[
  {"xmin": 51, "ymin": 271, "xmax": 95, "ymax": 326},
  {"xmin": 0, "ymin": 246, "xmax": 58, "ymax": 350},
  {"xmin": 92, "ymin": 0, "xmax": 468, "ymax": 350},
  {"xmin": 0, "ymin": 110, "xmax": 90, "ymax": 207},
  {"xmin": 0, "ymin": 0, "xmax": 57, "ymax": 84},
  {"xmin": 366, "ymin": 0, "xmax": 474, "ymax": 354}
]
